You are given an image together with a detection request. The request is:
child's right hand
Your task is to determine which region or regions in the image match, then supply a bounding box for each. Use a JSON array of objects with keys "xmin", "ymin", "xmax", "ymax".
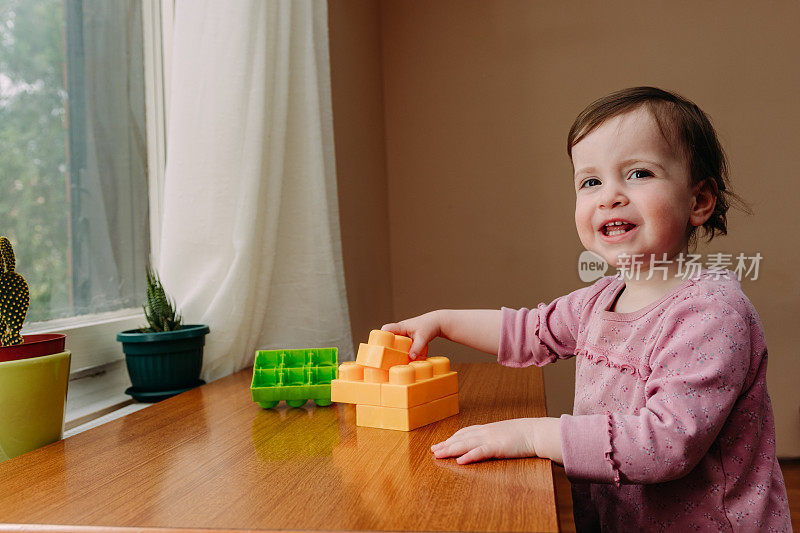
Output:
[
  {"xmin": 381, "ymin": 310, "xmax": 442, "ymax": 360},
  {"xmin": 384, "ymin": 309, "xmax": 502, "ymax": 359}
]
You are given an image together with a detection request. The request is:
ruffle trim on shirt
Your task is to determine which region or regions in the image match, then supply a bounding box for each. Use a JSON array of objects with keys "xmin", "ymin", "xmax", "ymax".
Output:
[
  {"xmin": 576, "ymin": 347, "xmax": 652, "ymax": 380},
  {"xmin": 532, "ymin": 303, "xmax": 564, "ymax": 364},
  {"xmin": 605, "ymin": 414, "xmax": 622, "ymax": 488}
]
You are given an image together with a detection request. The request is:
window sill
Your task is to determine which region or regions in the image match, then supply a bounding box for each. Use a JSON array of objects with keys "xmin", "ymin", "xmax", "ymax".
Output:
[
  {"xmin": 64, "ymin": 359, "xmax": 152, "ymax": 437},
  {"xmin": 23, "ymin": 308, "xmax": 145, "ymax": 373},
  {"xmin": 65, "ymin": 402, "xmax": 152, "ymax": 438}
]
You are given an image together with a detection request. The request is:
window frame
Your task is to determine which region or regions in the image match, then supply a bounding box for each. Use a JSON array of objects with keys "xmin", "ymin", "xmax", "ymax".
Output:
[{"xmin": 20, "ymin": 0, "xmax": 172, "ymax": 376}]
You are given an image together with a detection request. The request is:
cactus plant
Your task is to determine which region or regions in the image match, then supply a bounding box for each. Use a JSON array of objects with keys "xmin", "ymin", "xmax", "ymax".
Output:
[
  {"xmin": 0, "ymin": 237, "xmax": 30, "ymax": 347},
  {"xmin": 142, "ymin": 266, "xmax": 182, "ymax": 332}
]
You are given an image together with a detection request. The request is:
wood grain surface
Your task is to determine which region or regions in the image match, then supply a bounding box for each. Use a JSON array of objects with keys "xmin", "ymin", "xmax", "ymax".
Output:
[{"xmin": 0, "ymin": 363, "xmax": 558, "ymax": 532}]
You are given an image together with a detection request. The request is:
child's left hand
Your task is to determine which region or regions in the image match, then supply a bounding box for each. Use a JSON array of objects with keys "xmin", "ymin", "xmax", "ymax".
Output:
[{"xmin": 431, "ymin": 417, "xmax": 563, "ymax": 465}]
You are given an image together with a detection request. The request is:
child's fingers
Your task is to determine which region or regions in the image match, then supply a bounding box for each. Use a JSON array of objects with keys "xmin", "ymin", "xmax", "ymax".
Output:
[
  {"xmin": 445, "ymin": 424, "xmax": 481, "ymax": 442},
  {"xmin": 408, "ymin": 337, "xmax": 430, "ymax": 360},
  {"xmin": 381, "ymin": 322, "xmax": 405, "ymax": 335},
  {"xmin": 382, "ymin": 323, "xmax": 421, "ymax": 358},
  {"xmin": 432, "ymin": 438, "xmax": 482, "ymax": 459},
  {"xmin": 382, "ymin": 322, "xmax": 421, "ymax": 354},
  {"xmin": 455, "ymin": 445, "xmax": 494, "ymax": 465},
  {"xmin": 431, "ymin": 425, "xmax": 480, "ymax": 452},
  {"xmin": 431, "ymin": 440, "xmax": 452, "ymax": 452}
]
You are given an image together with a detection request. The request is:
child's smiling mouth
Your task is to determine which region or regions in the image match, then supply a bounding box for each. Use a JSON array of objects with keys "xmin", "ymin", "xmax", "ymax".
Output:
[{"xmin": 599, "ymin": 220, "xmax": 638, "ymax": 241}]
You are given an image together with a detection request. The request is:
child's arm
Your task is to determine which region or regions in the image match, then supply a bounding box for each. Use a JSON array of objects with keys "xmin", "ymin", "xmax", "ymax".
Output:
[
  {"xmin": 384, "ymin": 282, "xmax": 605, "ymax": 464},
  {"xmin": 384, "ymin": 280, "xmax": 606, "ymax": 363},
  {"xmin": 382, "ymin": 309, "xmax": 501, "ymax": 360},
  {"xmin": 384, "ymin": 309, "xmax": 565, "ymax": 465}
]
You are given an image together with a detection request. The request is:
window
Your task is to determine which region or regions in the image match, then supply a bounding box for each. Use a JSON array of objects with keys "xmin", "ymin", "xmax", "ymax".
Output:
[{"xmin": 1, "ymin": 0, "xmax": 167, "ymax": 372}]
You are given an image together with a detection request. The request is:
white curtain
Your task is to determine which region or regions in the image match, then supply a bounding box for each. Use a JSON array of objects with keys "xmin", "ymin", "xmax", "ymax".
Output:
[{"xmin": 157, "ymin": 0, "xmax": 354, "ymax": 381}]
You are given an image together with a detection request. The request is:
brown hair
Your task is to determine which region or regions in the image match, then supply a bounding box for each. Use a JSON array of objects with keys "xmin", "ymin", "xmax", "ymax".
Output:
[{"xmin": 567, "ymin": 86, "xmax": 752, "ymax": 250}]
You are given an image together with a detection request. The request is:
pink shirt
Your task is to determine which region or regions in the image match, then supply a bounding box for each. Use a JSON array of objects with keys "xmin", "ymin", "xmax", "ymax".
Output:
[{"xmin": 499, "ymin": 269, "xmax": 790, "ymax": 531}]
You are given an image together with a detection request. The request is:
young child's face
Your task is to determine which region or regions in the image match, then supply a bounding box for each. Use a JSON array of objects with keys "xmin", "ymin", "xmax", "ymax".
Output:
[{"xmin": 571, "ymin": 107, "xmax": 697, "ymax": 269}]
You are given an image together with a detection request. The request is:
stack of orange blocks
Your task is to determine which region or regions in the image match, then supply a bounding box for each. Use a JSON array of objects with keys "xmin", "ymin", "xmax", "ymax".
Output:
[{"xmin": 331, "ymin": 329, "xmax": 458, "ymax": 431}]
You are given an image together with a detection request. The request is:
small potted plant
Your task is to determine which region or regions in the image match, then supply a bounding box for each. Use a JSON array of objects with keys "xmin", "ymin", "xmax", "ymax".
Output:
[
  {"xmin": 0, "ymin": 237, "xmax": 67, "ymax": 362},
  {"xmin": 0, "ymin": 236, "xmax": 71, "ymax": 462},
  {"xmin": 116, "ymin": 266, "xmax": 210, "ymax": 402}
]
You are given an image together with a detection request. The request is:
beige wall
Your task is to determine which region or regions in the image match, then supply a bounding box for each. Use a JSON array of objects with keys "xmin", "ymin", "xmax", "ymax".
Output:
[{"xmin": 329, "ymin": 1, "xmax": 799, "ymax": 456}]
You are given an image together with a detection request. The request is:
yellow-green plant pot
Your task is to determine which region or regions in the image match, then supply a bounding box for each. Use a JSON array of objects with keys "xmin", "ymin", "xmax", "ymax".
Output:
[{"xmin": 0, "ymin": 350, "xmax": 71, "ymax": 463}]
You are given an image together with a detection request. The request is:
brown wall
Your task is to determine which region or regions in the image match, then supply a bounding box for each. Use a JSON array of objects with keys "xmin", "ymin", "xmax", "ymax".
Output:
[
  {"xmin": 328, "ymin": 0, "xmax": 394, "ymax": 351},
  {"xmin": 329, "ymin": 0, "xmax": 800, "ymax": 456}
]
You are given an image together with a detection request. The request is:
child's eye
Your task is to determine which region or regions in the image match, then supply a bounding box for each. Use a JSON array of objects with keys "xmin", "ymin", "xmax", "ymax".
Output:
[
  {"xmin": 580, "ymin": 178, "xmax": 601, "ymax": 189},
  {"xmin": 629, "ymin": 169, "xmax": 652, "ymax": 179}
]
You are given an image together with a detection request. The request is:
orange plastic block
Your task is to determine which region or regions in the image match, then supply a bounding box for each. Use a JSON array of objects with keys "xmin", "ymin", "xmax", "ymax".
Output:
[
  {"xmin": 356, "ymin": 393, "xmax": 459, "ymax": 431},
  {"xmin": 332, "ymin": 356, "xmax": 457, "ymax": 409},
  {"xmin": 331, "ymin": 361, "xmax": 382, "ymax": 405},
  {"xmin": 330, "ymin": 379, "xmax": 381, "ymax": 405},
  {"xmin": 354, "ymin": 329, "xmax": 413, "ymax": 370},
  {"xmin": 380, "ymin": 357, "xmax": 457, "ymax": 408}
]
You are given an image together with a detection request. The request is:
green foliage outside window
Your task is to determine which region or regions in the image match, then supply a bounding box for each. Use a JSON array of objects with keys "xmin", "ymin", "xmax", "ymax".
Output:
[{"xmin": 0, "ymin": 0, "xmax": 70, "ymax": 322}]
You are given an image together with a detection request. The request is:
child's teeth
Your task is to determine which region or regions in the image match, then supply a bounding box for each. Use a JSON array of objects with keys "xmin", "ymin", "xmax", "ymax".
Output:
[{"xmin": 603, "ymin": 222, "xmax": 635, "ymax": 236}]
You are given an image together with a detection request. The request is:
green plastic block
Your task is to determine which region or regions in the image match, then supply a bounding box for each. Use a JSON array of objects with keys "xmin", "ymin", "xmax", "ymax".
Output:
[{"xmin": 250, "ymin": 347, "xmax": 338, "ymax": 408}]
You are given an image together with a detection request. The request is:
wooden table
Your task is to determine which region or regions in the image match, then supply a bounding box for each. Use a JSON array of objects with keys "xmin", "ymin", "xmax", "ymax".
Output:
[{"xmin": 0, "ymin": 363, "xmax": 559, "ymax": 532}]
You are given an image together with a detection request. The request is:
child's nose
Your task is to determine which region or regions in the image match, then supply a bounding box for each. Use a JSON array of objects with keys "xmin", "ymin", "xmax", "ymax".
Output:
[{"xmin": 599, "ymin": 184, "xmax": 629, "ymax": 208}]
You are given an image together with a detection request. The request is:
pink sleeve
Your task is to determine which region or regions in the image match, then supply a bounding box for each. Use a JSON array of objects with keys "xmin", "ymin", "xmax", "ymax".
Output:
[
  {"xmin": 560, "ymin": 298, "xmax": 753, "ymax": 485},
  {"xmin": 498, "ymin": 283, "xmax": 596, "ymax": 368}
]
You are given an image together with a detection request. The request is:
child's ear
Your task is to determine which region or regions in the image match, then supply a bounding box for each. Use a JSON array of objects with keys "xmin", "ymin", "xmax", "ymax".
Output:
[{"xmin": 689, "ymin": 178, "xmax": 717, "ymax": 227}]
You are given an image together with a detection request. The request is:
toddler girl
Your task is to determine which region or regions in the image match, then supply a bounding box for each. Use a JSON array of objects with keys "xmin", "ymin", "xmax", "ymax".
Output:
[{"xmin": 382, "ymin": 87, "xmax": 790, "ymax": 531}]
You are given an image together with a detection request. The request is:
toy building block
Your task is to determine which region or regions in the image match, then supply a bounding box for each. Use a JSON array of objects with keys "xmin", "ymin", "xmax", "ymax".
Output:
[
  {"xmin": 332, "ymin": 356, "xmax": 457, "ymax": 409},
  {"xmin": 332, "ymin": 329, "xmax": 459, "ymax": 431},
  {"xmin": 330, "ymin": 362, "xmax": 382, "ymax": 405},
  {"xmin": 356, "ymin": 393, "xmax": 459, "ymax": 431},
  {"xmin": 381, "ymin": 357, "xmax": 457, "ymax": 408},
  {"xmin": 355, "ymin": 329, "xmax": 413, "ymax": 370},
  {"xmin": 250, "ymin": 347, "xmax": 338, "ymax": 408}
]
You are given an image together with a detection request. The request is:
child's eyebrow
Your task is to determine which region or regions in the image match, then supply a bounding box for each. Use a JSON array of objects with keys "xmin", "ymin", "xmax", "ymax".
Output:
[{"xmin": 574, "ymin": 158, "xmax": 666, "ymax": 178}]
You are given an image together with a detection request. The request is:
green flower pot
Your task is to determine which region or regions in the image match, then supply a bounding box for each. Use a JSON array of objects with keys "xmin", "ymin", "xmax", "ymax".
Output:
[
  {"xmin": 0, "ymin": 350, "xmax": 71, "ymax": 463},
  {"xmin": 117, "ymin": 325, "xmax": 210, "ymax": 402}
]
